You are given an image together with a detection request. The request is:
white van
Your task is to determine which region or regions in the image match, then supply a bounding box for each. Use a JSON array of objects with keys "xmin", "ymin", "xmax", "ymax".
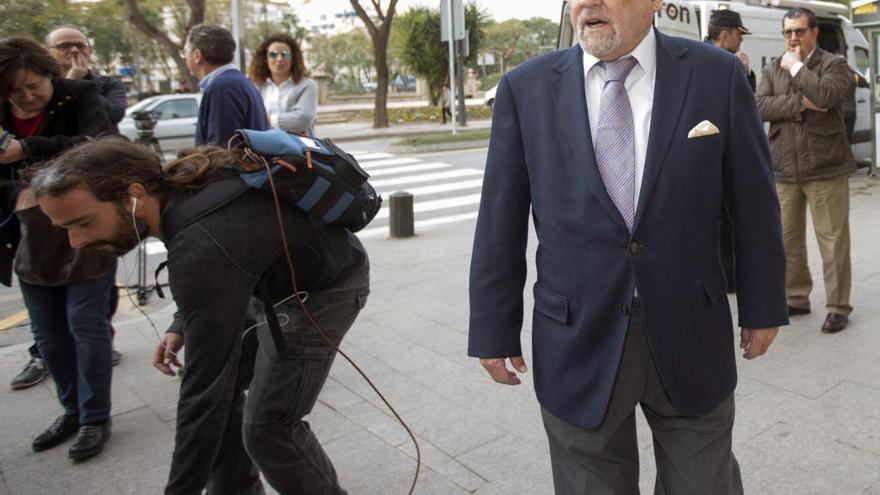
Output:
[{"xmin": 553, "ymin": 0, "xmax": 872, "ymax": 162}]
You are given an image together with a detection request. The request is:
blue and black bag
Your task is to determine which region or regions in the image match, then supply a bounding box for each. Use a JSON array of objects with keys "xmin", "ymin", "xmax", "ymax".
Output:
[{"xmin": 162, "ymin": 128, "xmax": 382, "ymax": 241}]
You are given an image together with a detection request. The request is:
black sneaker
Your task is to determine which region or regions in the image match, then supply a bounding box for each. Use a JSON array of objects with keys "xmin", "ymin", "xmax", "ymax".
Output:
[
  {"xmin": 32, "ymin": 414, "xmax": 79, "ymax": 452},
  {"xmin": 10, "ymin": 357, "xmax": 49, "ymax": 390},
  {"xmin": 69, "ymin": 420, "xmax": 111, "ymax": 461},
  {"xmin": 112, "ymin": 350, "xmax": 122, "ymax": 366}
]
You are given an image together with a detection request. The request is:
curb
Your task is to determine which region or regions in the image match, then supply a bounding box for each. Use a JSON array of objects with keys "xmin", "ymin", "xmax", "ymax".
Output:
[{"xmin": 388, "ymin": 139, "xmax": 490, "ymax": 154}]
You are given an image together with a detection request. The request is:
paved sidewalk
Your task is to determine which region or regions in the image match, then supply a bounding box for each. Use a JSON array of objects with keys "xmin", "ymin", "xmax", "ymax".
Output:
[{"xmin": 1, "ymin": 171, "xmax": 880, "ymax": 494}]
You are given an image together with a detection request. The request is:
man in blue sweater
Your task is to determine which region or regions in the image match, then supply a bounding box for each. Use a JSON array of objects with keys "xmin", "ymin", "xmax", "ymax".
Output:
[{"xmin": 183, "ymin": 24, "xmax": 269, "ymax": 146}]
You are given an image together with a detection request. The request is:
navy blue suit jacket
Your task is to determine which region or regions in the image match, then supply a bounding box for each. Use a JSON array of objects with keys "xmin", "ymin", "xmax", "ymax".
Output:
[{"xmin": 468, "ymin": 30, "xmax": 789, "ymax": 430}]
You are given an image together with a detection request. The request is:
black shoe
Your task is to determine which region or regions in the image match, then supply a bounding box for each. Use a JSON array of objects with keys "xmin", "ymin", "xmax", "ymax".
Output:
[
  {"xmin": 69, "ymin": 421, "xmax": 111, "ymax": 461},
  {"xmin": 112, "ymin": 349, "xmax": 122, "ymax": 366},
  {"xmin": 10, "ymin": 357, "xmax": 49, "ymax": 390},
  {"xmin": 788, "ymin": 306, "xmax": 811, "ymax": 316},
  {"xmin": 821, "ymin": 313, "xmax": 848, "ymax": 334},
  {"xmin": 32, "ymin": 414, "xmax": 79, "ymax": 452}
]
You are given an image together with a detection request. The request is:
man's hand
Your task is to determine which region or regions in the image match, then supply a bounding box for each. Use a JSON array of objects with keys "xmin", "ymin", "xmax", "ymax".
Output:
[
  {"xmin": 153, "ymin": 332, "xmax": 184, "ymax": 376},
  {"xmin": 780, "ymin": 47, "xmax": 802, "ymax": 72},
  {"xmin": 740, "ymin": 327, "xmax": 779, "ymax": 360},
  {"xmin": 737, "ymin": 52, "xmax": 750, "ymax": 72},
  {"xmin": 0, "ymin": 139, "xmax": 24, "ymax": 164},
  {"xmin": 803, "ymin": 97, "xmax": 827, "ymax": 112},
  {"xmin": 479, "ymin": 356, "xmax": 527, "ymax": 385},
  {"xmin": 66, "ymin": 53, "xmax": 89, "ymax": 80}
]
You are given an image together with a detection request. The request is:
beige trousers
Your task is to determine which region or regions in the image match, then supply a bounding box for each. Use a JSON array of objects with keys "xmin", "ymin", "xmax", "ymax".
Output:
[{"xmin": 776, "ymin": 176, "xmax": 852, "ymax": 316}]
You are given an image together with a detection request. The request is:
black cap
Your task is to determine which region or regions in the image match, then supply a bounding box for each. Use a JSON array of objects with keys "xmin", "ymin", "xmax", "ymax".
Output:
[{"xmin": 709, "ymin": 9, "xmax": 752, "ymax": 35}]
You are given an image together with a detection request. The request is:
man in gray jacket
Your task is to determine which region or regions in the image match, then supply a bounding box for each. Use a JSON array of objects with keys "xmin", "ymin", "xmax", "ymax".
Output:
[{"xmin": 756, "ymin": 7, "xmax": 854, "ymax": 333}]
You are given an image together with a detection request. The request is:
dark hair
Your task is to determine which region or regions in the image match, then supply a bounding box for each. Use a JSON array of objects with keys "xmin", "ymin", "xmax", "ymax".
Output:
[
  {"xmin": 783, "ymin": 8, "xmax": 818, "ymax": 29},
  {"xmin": 29, "ymin": 137, "xmax": 253, "ymax": 206},
  {"xmin": 248, "ymin": 33, "xmax": 309, "ymax": 85},
  {"xmin": 707, "ymin": 25, "xmax": 737, "ymax": 42},
  {"xmin": 0, "ymin": 37, "xmax": 60, "ymax": 99},
  {"xmin": 186, "ymin": 24, "xmax": 235, "ymax": 66},
  {"xmin": 30, "ymin": 137, "xmax": 164, "ymax": 203}
]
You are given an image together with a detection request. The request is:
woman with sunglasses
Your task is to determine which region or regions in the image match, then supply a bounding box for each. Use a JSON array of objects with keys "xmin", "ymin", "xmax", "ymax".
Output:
[{"xmin": 248, "ymin": 33, "xmax": 317, "ymax": 136}]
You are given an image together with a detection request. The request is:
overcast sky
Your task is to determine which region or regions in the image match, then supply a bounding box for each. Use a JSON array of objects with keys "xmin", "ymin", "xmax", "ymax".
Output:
[{"xmin": 289, "ymin": 0, "xmax": 560, "ymax": 22}]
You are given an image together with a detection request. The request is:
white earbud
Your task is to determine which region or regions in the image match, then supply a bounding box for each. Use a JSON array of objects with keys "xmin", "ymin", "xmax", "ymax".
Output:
[{"xmin": 131, "ymin": 197, "xmax": 138, "ymax": 212}]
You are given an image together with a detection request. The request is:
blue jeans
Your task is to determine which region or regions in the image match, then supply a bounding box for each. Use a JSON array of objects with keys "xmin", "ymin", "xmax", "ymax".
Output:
[{"xmin": 21, "ymin": 271, "xmax": 115, "ymax": 424}]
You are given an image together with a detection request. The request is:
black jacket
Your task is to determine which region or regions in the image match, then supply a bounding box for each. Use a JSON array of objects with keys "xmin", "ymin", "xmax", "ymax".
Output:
[
  {"xmin": 0, "ymin": 78, "xmax": 117, "ymax": 286},
  {"xmin": 84, "ymin": 70, "xmax": 128, "ymax": 130}
]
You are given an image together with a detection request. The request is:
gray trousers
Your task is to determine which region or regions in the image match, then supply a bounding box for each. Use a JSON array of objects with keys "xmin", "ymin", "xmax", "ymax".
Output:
[{"xmin": 541, "ymin": 299, "xmax": 743, "ymax": 495}]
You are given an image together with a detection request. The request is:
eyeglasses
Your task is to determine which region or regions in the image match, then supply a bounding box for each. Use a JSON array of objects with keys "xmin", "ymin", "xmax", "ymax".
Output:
[
  {"xmin": 782, "ymin": 28, "xmax": 811, "ymax": 38},
  {"xmin": 268, "ymin": 50, "xmax": 292, "ymax": 60},
  {"xmin": 47, "ymin": 42, "xmax": 90, "ymax": 51},
  {"xmin": 179, "ymin": 49, "xmax": 190, "ymax": 59}
]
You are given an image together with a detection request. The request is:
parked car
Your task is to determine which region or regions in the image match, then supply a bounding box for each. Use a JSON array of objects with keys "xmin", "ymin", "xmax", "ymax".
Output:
[
  {"xmin": 118, "ymin": 93, "xmax": 201, "ymax": 152},
  {"xmin": 484, "ymin": 85, "xmax": 497, "ymax": 110}
]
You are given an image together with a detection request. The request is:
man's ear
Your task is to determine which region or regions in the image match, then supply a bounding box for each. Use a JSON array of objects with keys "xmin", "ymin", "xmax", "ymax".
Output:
[{"xmin": 126, "ymin": 183, "xmax": 148, "ymax": 210}]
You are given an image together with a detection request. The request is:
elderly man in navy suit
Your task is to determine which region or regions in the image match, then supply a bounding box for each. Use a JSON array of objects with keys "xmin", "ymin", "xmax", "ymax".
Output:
[{"xmin": 468, "ymin": 0, "xmax": 789, "ymax": 492}]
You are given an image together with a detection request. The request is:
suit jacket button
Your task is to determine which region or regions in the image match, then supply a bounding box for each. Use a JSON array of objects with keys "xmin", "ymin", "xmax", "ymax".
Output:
[
  {"xmin": 629, "ymin": 242, "xmax": 642, "ymax": 254},
  {"xmin": 622, "ymin": 304, "xmax": 630, "ymax": 316}
]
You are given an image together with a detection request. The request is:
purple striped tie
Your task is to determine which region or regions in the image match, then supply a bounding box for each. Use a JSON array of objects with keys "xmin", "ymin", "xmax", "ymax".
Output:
[{"xmin": 595, "ymin": 56, "xmax": 638, "ymax": 232}]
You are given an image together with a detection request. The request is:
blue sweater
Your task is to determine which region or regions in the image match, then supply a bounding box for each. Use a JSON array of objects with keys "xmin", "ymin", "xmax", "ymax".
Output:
[{"xmin": 195, "ymin": 69, "xmax": 269, "ymax": 146}]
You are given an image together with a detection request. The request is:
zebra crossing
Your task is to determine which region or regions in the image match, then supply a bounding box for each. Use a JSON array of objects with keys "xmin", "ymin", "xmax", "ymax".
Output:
[
  {"xmin": 143, "ymin": 149, "xmax": 484, "ymax": 254},
  {"xmin": 350, "ymin": 150, "xmax": 484, "ymax": 239}
]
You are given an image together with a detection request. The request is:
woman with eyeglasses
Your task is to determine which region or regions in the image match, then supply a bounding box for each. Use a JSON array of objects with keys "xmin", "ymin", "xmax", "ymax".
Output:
[
  {"xmin": 0, "ymin": 37, "xmax": 117, "ymax": 461},
  {"xmin": 248, "ymin": 33, "xmax": 317, "ymax": 136}
]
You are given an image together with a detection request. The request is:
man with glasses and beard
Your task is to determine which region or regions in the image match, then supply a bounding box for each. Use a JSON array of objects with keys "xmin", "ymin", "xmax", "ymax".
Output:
[{"xmin": 757, "ymin": 8, "xmax": 855, "ymax": 334}]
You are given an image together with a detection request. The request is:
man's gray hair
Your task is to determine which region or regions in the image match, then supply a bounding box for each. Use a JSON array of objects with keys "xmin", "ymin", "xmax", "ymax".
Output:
[{"xmin": 186, "ymin": 24, "xmax": 235, "ymax": 66}]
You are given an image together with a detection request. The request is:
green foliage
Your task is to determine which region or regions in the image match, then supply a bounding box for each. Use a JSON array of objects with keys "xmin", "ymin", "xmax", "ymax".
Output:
[
  {"xmin": 479, "ymin": 70, "xmax": 501, "ymax": 92},
  {"xmin": 309, "ymin": 28, "xmax": 375, "ymax": 94},
  {"xmin": 393, "ymin": 1, "xmax": 489, "ymax": 104},
  {"xmin": 484, "ymin": 17, "xmax": 557, "ymax": 73},
  {"xmin": 0, "ymin": 0, "xmax": 80, "ymax": 40},
  {"xmin": 353, "ymin": 104, "xmax": 492, "ymax": 123},
  {"xmin": 396, "ymin": 128, "xmax": 490, "ymax": 147}
]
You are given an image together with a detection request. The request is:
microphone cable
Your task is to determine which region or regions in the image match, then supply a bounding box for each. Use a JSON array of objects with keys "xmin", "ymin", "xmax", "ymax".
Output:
[{"xmin": 255, "ymin": 151, "xmax": 422, "ymax": 494}]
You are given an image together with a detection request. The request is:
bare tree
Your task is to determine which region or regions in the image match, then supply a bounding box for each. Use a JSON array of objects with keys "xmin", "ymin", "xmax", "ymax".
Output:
[
  {"xmin": 123, "ymin": 0, "xmax": 205, "ymax": 87},
  {"xmin": 349, "ymin": 0, "xmax": 400, "ymax": 128}
]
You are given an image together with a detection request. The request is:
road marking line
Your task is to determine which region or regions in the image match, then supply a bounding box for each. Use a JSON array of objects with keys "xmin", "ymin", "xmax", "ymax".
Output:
[
  {"xmin": 373, "ymin": 193, "xmax": 482, "ymax": 220},
  {"xmin": 360, "ymin": 157, "xmax": 420, "ymax": 168},
  {"xmin": 368, "ymin": 163, "xmax": 451, "ymax": 177},
  {"xmin": 0, "ymin": 310, "xmax": 29, "ymax": 332},
  {"xmin": 357, "ymin": 212, "xmax": 479, "ymax": 239},
  {"xmin": 376, "ymin": 178, "xmax": 483, "ymax": 197},
  {"xmin": 146, "ymin": 240, "xmax": 167, "ymax": 256},
  {"xmin": 353, "ymin": 152, "xmax": 394, "ymax": 161},
  {"xmin": 370, "ymin": 169, "xmax": 482, "ymax": 188}
]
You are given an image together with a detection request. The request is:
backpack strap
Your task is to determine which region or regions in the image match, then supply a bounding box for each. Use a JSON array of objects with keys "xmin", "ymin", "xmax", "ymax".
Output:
[{"xmin": 161, "ymin": 177, "xmax": 250, "ymax": 242}]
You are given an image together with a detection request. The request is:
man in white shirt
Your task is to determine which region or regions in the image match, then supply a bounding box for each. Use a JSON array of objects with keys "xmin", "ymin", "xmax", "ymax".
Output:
[{"xmin": 468, "ymin": 0, "xmax": 788, "ymax": 492}]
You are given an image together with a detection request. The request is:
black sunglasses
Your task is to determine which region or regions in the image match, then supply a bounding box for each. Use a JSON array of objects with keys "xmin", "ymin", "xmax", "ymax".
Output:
[
  {"xmin": 48, "ymin": 42, "xmax": 90, "ymax": 51},
  {"xmin": 268, "ymin": 50, "xmax": 292, "ymax": 60}
]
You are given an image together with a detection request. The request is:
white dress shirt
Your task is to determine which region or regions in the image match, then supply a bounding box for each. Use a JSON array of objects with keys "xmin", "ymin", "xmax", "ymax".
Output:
[{"xmin": 582, "ymin": 28, "xmax": 657, "ymax": 210}]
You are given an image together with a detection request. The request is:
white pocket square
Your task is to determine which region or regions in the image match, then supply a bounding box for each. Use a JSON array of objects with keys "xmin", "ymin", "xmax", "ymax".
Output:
[{"xmin": 687, "ymin": 120, "xmax": 720, "ymax": 138}]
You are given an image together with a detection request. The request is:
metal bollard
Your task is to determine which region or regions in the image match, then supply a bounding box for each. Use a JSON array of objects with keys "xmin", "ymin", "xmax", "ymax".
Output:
[{"xmin": 389, "ymin": 191, "xmax": 415, "ymax": 238}]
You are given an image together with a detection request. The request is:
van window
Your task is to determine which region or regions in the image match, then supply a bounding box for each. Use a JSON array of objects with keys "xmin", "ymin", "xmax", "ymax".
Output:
[
  {"xmin": 817, "ymin": 20, "xmax": 844, "ymax": 55},
  {"xmin": 855, "ymin": 46, "xmax": 870, "ymax": 78}
]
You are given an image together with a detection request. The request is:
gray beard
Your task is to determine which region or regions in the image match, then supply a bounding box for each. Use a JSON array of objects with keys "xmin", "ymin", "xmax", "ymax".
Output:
[{"xmin": 576, "ymin": 11, "xmax": 621, "ymax": 58}]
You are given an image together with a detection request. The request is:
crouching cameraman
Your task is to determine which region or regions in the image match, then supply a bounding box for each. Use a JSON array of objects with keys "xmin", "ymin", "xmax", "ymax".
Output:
[{"xmin": 28, "ymin": 137, "xmax": 369, "ymax": 495}]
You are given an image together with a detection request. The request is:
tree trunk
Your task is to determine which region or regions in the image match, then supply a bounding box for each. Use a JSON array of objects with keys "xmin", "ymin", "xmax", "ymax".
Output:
[
  {"xmin": 123, "ymin": 0, "xmax": 202, "ymax": 88},
  {"xmin": 373, "ymin": 36, "xmax": 390, "ymax": 128}
]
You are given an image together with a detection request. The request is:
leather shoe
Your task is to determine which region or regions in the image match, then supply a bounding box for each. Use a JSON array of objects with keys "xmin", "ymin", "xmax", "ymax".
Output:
[
  {"xmin": 32, "ymin": 414, "xmax": 79, "ymax": 452},
  {"xmin": 821, "ymin": 313, "xmax": 848, "ymax": 334},
  {"xmin": 68, "ymin": 421, "xmax": 111, "ymax": 461},
  {"xmin": 788, "ymin": 306, "xmax": 811, "ymax": 316}
]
